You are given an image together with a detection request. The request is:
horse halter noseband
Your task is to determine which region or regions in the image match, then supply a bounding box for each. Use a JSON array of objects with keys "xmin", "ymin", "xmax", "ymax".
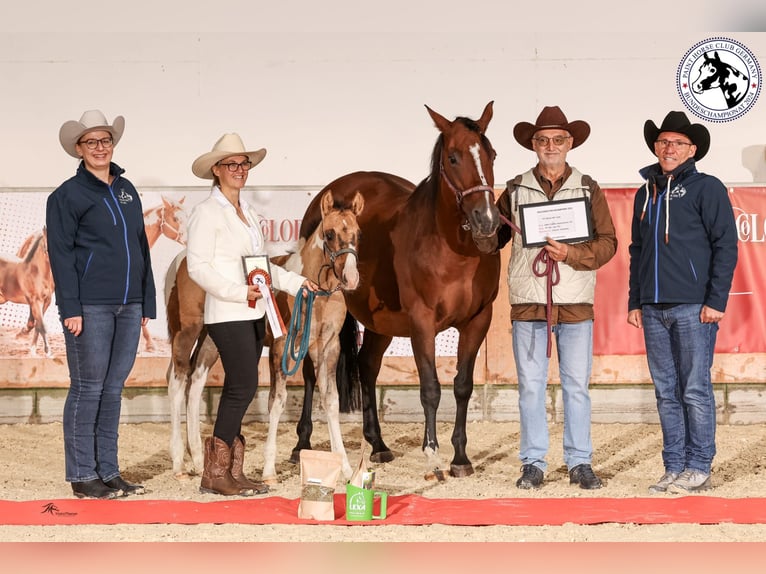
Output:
[
  {"xmin": 318, "ymin": 225, "xmax": 358, "ymax": 292},
  {"xmin": 160, "ymin": 206, "xmax": 183, "ymax": 241},
  {"xmin": 440, "ymin": 163, "xmax": 495, "ymax": 231}
]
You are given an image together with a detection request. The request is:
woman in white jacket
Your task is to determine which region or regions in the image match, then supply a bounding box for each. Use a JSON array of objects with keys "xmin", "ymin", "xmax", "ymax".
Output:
[{"xmin": 187, "ymin": 133, "xmax": 317, "ymax": 496}]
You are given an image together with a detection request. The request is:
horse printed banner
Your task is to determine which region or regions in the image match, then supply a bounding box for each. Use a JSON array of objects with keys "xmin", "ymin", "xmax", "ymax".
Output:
[
  {"xmin": 593, "ymin": 186, "xmax": 766, "ymax": 355},
  {"xmin": 0, "ymin": 185, "xmax": 763, "ymax": 366}
]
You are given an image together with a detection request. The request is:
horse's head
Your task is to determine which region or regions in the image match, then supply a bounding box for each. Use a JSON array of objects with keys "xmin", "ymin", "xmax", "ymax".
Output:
[
  {"xmin": 161, "ymin": 196, "xmax": 188, "ymax": 245},
  {"xmin": 426, "ymin": 101, "xmax": 500, "ymax": 252},
  {"xmin": 319, "ymin": 190, "xmax": 364, "ymax": 290},
  {"xmin": 692, "ymin": 52, "xmax": 725, "ymax": 94}
]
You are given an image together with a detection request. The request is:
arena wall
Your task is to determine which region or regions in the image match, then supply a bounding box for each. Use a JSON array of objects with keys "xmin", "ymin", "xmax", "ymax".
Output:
[{"xmin": 0, "ymin": 10, "xmax": 763, "ymax": 423}]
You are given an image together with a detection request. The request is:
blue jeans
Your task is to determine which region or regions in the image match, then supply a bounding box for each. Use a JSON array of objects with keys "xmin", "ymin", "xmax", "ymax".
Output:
[
  {"xmin": 513, "ymin": 320, "xmax": 594, "ymax": 472},
  {"xmin": 62, "ymin": 304, "xmax": 142, "ymax": 483},
  {"xmin": 642, "ymin": 304, "xmax": 718, "ymax": 474}
]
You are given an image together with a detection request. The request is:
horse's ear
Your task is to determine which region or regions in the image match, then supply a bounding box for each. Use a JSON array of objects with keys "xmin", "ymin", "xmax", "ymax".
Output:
[
  {"xmin": 351, "ymin": 191, "xmax": 365, "ymax": 217},
  {"xmin": 425, "ymin": 105, "xmax": 452, "ymax": 133},
  {"xmin": 320, "ymin": 190, "xmax": 334, "ymax": 218},
  {"xmin": 163, "ymin": 195, "xmax": 172, "ymax": 206},
  {"xmin": 476, "ymin": 101, "xmax": 494, "ymax": 134}
]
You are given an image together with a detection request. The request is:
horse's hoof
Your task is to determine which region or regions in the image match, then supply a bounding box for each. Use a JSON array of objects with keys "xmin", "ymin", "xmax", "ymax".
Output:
[
  {"xmin": 262, "ymin": 476, "xmax": 279, "ymax": 486},
  {"xmin": 425, "ymin": 468, "xmax": 450, "ymax": 482},
  {"xmin": 450, "ymin": 463, "xmax": 474, "ymax": 478},
  {"xmin": 370, "ymin": 450, "xmax": 395, "ymax": 464},
  {"xmin": 288, "ymin": 450, "xmax": 302, "ymax": 465},
  {"xmin": 173, "ymin": 472, "xmax": 193, "ymax": 481}
]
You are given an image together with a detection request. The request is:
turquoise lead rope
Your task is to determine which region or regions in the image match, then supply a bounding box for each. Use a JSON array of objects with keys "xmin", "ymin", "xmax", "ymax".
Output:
[{"xmin": 281, "ymin": 286, "xmax": 333, "ymax": 376}]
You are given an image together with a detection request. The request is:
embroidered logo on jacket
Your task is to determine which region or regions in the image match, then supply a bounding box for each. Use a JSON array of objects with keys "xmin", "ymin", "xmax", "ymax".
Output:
[
  {"xmin": 669, "ymin": 185, "xmax": 687, "ymax": 200},
  {"xmin": 117, "ymin": 189, "xmax": 134, "ymax": 204}
]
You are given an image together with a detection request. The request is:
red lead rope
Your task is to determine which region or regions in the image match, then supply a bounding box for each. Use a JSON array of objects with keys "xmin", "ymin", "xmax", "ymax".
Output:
[
  {"xmin": 532, "ymin": 249, "xmax": 559, "ymax": 358},
  {"xmin": 499, "ymin": 214, "xmax": 558, "ymax": 358}
]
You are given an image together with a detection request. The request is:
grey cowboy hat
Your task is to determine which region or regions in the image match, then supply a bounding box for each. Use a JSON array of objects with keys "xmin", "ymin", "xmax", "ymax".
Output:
[
  {"xmin": 59, "ymin": 110, "xmax": 125, "ymax": 158},
  {"xmin": 643, "ymin": 111, "xmax": 710, "ymax": 161}
]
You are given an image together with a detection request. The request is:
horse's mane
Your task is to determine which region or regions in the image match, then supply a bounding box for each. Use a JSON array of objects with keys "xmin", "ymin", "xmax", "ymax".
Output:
[{"xmin": 23, "ymin": 234, "xmax": 43, "ymax": 263}]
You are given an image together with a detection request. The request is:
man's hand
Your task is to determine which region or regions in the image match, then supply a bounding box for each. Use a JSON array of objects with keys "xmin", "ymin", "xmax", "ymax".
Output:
[{"xmin": 544, "ymin": 237, "xmax": 569, "ymax": 262}]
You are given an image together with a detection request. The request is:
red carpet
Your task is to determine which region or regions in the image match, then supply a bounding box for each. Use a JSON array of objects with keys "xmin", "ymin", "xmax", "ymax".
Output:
[{"xmin": 3, "ymin": 494, "xmax": 766, "ymax": 526}]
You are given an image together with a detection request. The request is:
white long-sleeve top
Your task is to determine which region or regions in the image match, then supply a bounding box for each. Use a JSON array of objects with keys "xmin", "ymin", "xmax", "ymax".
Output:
[{"xmin": 186, "ymin": 187, "xmax": 306, "ymax": 324}]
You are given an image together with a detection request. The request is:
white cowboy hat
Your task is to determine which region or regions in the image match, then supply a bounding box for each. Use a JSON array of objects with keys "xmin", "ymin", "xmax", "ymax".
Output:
[
  {"xmin": 59, "ymin": 110, "xmax": 125, "ymax": 158},
  {"xmin": 191, "ymin": 133, "xmax": 267, "ymax": 179}
]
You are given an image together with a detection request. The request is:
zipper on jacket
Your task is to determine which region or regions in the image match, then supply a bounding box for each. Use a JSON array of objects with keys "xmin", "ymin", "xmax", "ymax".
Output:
[
  {"xmin": 108, "ymin": 181, "xmax": 132, "ymax": 304},
  {"xmin": 102, "ymin": 198, "xmax": 117, "ymax": 225},
  {"xmin": 651, "ymin": 190, "xmax": 664, "ymax": 303}
]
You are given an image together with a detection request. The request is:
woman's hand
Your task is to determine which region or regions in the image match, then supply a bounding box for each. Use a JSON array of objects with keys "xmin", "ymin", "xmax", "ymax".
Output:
[
  {"xmin": 247, "ymin": 284, "xmax": 263, "ymax": 302},
  {"xmin": 64, "ymin": 316, "xmax": 83, "ymax": 336},
  {"xmin": 301, "ymin": 279, "xmax": 320, "ymax": 295}
]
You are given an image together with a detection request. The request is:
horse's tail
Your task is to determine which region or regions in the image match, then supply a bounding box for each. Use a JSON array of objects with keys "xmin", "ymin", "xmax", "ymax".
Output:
[{"xmin": 336, "ymin": 311, "xmax": 361, "ymax": 413}]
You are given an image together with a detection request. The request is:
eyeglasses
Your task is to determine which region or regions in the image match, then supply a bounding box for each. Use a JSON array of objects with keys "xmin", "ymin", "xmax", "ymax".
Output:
[
  {"xmin": 532, "ymin": 135, "xmax": 571, "ymax": 147},
  {"xmin": 217, "ymin": 161, "xmax": 253, "ymax": 172},
  {"xmin": 655, "ymin": 139, "xmax": 693, "ymax": 149},
  {"xmin": 78, "ymin": 137, "xmax": 114, "ymax": 150}
]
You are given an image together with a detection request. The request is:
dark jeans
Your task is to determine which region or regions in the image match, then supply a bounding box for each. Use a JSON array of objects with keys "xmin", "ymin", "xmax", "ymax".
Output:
[
  {"xmin": 62, "ymin": 303, "xmax": 142, "ymax": 483},
  {"xmin": 207, "ymin": 319, "xmax": 266, "ymax": 445}
]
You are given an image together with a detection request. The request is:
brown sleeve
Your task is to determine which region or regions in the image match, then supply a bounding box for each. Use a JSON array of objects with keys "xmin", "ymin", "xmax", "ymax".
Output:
[
  {"xmin": 563, "ymin": 177, "xmax": 618, "ymax": 271},
  {"xmin": 495, "ymin": 177, "xmax": 521, "ymax": 250}
]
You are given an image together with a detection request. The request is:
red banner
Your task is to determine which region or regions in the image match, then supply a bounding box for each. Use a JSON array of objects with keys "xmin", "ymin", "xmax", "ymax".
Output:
[{"xmin": 594, "ymin": 186, "xmax": 766, "ymax": 355}]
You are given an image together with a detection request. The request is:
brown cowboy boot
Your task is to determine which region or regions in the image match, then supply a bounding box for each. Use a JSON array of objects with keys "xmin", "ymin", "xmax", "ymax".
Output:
[
  {"xmin": 230, "ymin": 434, "xmax": 269, "ymax": 494},
  {"xmin": 200, "ymin": 436, "xmax": 254, "ymax": 496}
]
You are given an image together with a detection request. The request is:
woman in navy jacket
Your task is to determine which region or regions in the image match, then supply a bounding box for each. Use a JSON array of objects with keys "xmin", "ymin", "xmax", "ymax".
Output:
[{"xmin": 47, "ymin": 110, "xmax": 156, "ymax": 499}]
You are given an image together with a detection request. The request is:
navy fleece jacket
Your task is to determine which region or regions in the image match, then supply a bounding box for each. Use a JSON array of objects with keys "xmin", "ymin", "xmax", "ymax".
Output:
[
  {"xmin": 46, "ymin": 162, "xmax": 157, "ymax": 320},
  {"xmin": 628, "ymin": 159, "xmax": 738, "ymax": 313}
]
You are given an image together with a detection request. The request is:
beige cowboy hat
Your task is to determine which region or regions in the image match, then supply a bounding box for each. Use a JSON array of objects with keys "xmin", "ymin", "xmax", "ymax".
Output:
[
  {"xmin": 192, "ymin": 133, "xmax": 267, "ymax": 179},
  {"xmin": 513, "ymin": 105, "xmax": 591, "ymax": 150},
  {"xmin": 59, "ymin": 110, "xmax": 125, "ymax": 158}
]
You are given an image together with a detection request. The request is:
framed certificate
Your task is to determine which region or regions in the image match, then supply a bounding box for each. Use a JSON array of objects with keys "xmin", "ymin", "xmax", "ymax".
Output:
[
  {"xmin": 242, "ymin": 254, "xmax": 272, "ymax": 288},
  {"xmin": 518, "ymin": 197, "xmax": 593, "ymax": 248}
]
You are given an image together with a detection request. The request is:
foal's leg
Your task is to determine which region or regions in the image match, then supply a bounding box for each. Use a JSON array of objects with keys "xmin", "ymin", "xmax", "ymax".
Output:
[
  {"xmin": 357, "ymin": 330, "xmax": 394, "ymax": 463},
  {"xmin": 187, "ymin": 336, "xmax": 218, "ymax": 475},
  {"xmin": 262, "ymin": 337, "xmax": 288, "ymax": 484},
  {"xmin": 167, "ymin": 359, "xmax": 189, "ymax": 477},
  {"xmin": 314, "ymin": 318, "xmax": 353, "ymax": 479}
]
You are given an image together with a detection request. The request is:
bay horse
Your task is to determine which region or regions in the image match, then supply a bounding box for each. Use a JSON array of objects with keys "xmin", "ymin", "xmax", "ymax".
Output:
[
  {"xmin": 0, "ymin": 229, "xmax": 54, "ymax": 357},
  {"xmin": 141, "ymin": 195, "xmax": 188, "ymax": 352},
  {"xmin": 298, "ymin": 102, "xmax": 501, "ymax": 478},
  {"xmin": 165, "ymin": 190, "xmax": 363, "ymax": 480},
  {"xmin": 692, "ymin": 51, "xmax": 749, "ymax": 108}
]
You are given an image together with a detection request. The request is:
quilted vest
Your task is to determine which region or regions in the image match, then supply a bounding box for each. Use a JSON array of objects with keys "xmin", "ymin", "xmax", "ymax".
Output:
[{"xmin": 507, "ymin": 168, "xmax": 596, "ymax": 306}]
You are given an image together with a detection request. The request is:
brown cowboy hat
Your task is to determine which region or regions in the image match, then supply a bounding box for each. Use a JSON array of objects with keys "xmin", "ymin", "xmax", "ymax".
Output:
[
  {"xmin": 59, "ymin": 110, "xmax": 125, "ymax": 158},
  {"xmin": 643, "ymin": 111, "xmax": 710, "ymax": 161},
  {"xmin": 192, "ymin": 133, "xmax": 267, "ymax": 179},
  {"xmin": 513, "ymin": 106, "xmax": 591, "ymax": 150}
]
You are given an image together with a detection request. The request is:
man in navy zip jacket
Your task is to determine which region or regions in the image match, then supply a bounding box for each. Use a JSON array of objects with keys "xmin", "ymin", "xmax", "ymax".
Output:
[
  {"xmin": 627, "ymin": 111, "xmax": 738, "ymax": 494},
  {"xmin": 47, "ymin": 110, "xmax": 156, "ymax": 499}
]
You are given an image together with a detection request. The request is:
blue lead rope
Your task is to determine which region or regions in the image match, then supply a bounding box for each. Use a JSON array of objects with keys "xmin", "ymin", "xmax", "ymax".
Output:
[{"xmin": 281, "ymin": 286, "xmax": 332, "ymax": 376}]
